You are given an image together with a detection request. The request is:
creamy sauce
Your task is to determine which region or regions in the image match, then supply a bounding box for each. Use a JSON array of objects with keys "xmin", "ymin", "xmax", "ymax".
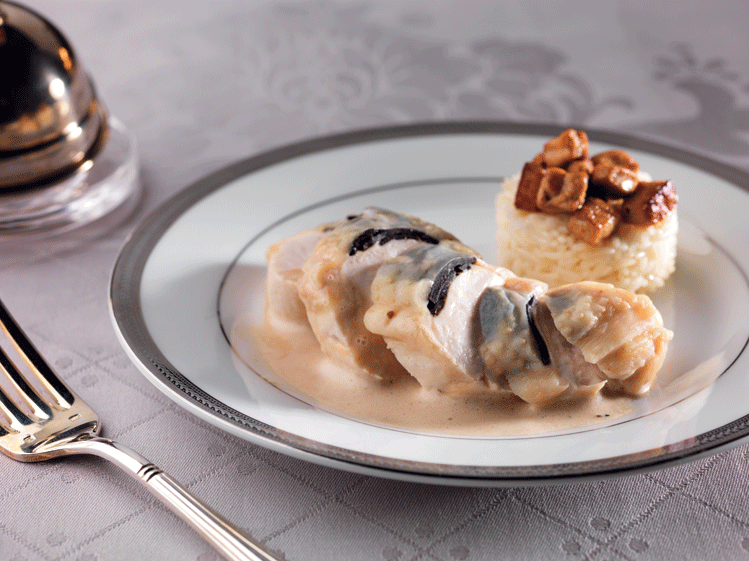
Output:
[{"xmin": 244, "ymin": 319, "xmax": 634, "ymax": 437}]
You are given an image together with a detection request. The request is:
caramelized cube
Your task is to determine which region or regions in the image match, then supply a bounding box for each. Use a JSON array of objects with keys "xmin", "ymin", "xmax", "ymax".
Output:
[
  {"xmin": 538, "ymin": 170, "xmax": 588, "ymax": 213},
  {"xmin": 535, "ymin": 167, "xmax": 567, "ymax": 213},
  {"xmin": 514, "ymin": 161, "xmax": 545, "ymax": 212},
  {"xmin": 542, "ymin": 129, "xmax": 589, "ymax": 168},
  {"xmin": 567, "ymin": 197, "xmax": 621, "ymax": 245},
  {"xmin": 622, "ymin": 180, "xmax": 677, "ymax": 225},
  {"xmin": 591, "ymin": 150, "xmax": 639, "ymax": 172},
  {"xmin": 567, "ymin": 158, "xmax": 594, "ymax": 175},
  {"xmin": 591, "ymin": 163, "xmax": 639, "ymax": 196}
]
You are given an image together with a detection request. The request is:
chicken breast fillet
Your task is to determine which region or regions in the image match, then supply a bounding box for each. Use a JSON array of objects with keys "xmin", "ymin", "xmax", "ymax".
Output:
[
  {"xmin": 264, "ymin": 227, "xmax": 327, "ymax": 331},
  {"xmin": 363, "ymin": 245, "xmax": 511, "ymax": 391},
  {"xmin": 537, "ymin": 282, "xmax": 673, "ymax": 395},
  {"xmin": 296, "ymin": 207, "xmax": 476, "ymax": 380},
  {"xmin": 266, "ymin": 208, "xmax": 673, "ymax": 404}
]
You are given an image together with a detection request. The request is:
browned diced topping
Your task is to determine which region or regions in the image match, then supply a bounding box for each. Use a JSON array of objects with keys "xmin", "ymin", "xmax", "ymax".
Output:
[
  {"xmin": 567, "ymin": 158, "xmax": 594, "ymax": 175},
  {"xmin": 558, "ymin": 172, "xmax": 589, "ymax": 212},
  {"xmin": 538, "ymin": 170, "xmax": 588, "ymax": 213},
  {"xmin": 591, "ymin": 150, "xmax": 639, "ymax": 173},
  {"xmin": 591, "ymin": 163, "xmax": 639, "ymax": 197},
  {"xmin": 535, "ymin": 167, "xmax": 566, "ymax": 213},
  {"xmin": 514, "ymin": 161, "xmax": 546, "ymax": 212},
  {"xmin": 621, "ymin": 180, "xmax": 678, "ymax": 225},
  {"xmin": 542, "ymin": 129, "xmax": 589, "ymax": 168},
  {"xmin": 512, "ymin": 131, "xmax": 677, "ymax": 239},
  {"xmin": 567, "ymin": 197, "xmax": 622, "ymax": 245}
]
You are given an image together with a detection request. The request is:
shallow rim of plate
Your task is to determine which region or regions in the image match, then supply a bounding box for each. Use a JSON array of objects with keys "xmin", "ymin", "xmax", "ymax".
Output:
[{"xmin": 109, "ymin": 120, "xmax": 749, "ymax": 485}]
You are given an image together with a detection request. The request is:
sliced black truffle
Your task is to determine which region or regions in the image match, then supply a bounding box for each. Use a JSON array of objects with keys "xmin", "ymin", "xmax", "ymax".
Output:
[
  {"xmin": 349, "ymin": 228, "xmax": 440, "ymax": 256},
  {"xmin": 426, "ymin": 256, "xmax": 477, "ymax": 315},
  {"xmin": 526, "ymin": 295, "xmax": 551, "ymax": 365}
]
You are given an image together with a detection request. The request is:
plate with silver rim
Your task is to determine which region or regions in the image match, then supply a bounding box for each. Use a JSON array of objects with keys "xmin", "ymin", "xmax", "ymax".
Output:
[{"xmin": 109, "ymin": 121, "xmax": 749, "ymax": 486}]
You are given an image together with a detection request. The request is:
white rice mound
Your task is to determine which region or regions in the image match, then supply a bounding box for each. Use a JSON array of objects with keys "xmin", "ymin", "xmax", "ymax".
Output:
[{"xmin": 495, "ymin": 173, "xmax": 678, "ymax": 293}]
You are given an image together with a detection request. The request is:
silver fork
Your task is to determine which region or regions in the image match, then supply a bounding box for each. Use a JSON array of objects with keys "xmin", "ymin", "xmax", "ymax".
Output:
[{"xmin": 0, "ymin": 298, "xmax": 283, "ymax": 561}]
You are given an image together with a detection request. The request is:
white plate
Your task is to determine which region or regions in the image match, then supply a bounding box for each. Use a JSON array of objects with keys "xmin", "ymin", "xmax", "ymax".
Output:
[{"xmin": 110, "ymin": 122, "xmax": 749, "ymax": 486}]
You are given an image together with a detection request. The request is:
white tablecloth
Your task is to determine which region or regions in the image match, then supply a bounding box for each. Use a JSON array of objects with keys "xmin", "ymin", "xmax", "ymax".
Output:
[{"xmin": 3, "ymin": 1, "xmax": 749, "ymax": 559}]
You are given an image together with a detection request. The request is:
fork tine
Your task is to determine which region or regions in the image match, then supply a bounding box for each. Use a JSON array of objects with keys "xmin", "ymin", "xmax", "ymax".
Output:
[
  {"xmin": 0, "ymin": 385, "xmax": 33, "ymax": 432},
  {"xmin": 0, "ymin": 299, "xmax": 75, "ymax": 409},
  {"xmin": 0, "ymin": 343, "xmax": 52, "ymax": 420},
  {"xmin": 0, "ymin": 352, "xmax": 36, "ymax": 432}
]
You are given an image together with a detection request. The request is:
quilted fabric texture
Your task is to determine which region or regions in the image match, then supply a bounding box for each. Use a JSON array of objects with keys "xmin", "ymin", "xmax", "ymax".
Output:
[{"xmin": 1, "ymin": 1, "xmax": 749, "ymax": 560}]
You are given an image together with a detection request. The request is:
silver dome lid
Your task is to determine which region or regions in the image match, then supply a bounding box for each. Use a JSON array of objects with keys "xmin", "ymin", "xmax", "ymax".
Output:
[{"xmin": 0, "ymin": 1, "xmax": 108, "ymax": 190}]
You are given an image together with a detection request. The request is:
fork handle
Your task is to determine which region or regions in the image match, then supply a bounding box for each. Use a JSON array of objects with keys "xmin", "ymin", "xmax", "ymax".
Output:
[{"xmin": 69, "ymin": 435, "xmax": 284, "ymax": 561}]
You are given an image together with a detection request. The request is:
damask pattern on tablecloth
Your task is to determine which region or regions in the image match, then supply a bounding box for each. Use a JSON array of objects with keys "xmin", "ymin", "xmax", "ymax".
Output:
[
  {"xmin": 631, "ymin": 43, "xmax": 749, "ymax": 158},
  {"xmin": 109, "ymin": 0, "xmax": 749, "ymax": 172},
  {"xmin": 227, "ymin": 2, "xmax": 638, "ymax": 141},
  {"xmin": 2, "ymin": 1, "xmax": 749, "ymax": 560}
]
